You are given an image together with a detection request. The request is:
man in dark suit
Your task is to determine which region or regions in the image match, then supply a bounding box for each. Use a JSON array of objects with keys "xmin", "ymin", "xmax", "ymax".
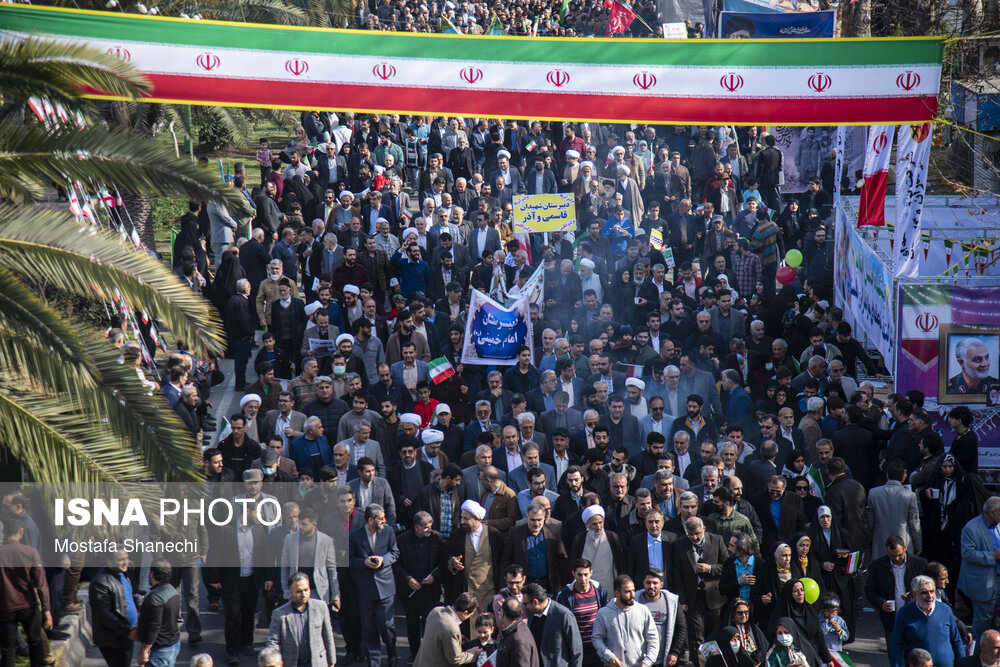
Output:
[
  {"xmin": 269, "ymin": 279, "xmax": 307, "ymax": 369},
  {"xmin": 524, "ymin": 156, "xmax": 558, "ymax": 195},
  {"xmin": 599, "ymin": 397, "xmax": 642, "ymax": 458},
  {"xmin": 749, "ymin": 475, "xmax": 807, "ymax": 554},
  {"xmin": 526, "ymin": 371, "xmax": 559, "ymax": 416},
  {"xmin": 627, "ymin": 508, "xmax": 676, "ymax": 585},
  {"xmin": 467, "ymin": 211, "xmax": 502, "ymax": 262},
  {"xmin": 393, "ymin": 511, "xmax": 443, "ymax": 659},
  {"xmin": 427, "ymin": 251, "xmax": 469, "ymax": 303},
  {"xmin": 349, "ymin": 503, "xmax": 399, "ymax": 667},
  {"xmin": 359, "ymin": 191, "xmax": 394, "ymax": 236},
  {"xmin": 824, "ymin": 457, "xmax": 868, "ymax": 552},
  {"xmin": 865, "ymin": 535, "xmax": 927, "ymax": 643},
  {"xmin": 502, "ymin": 502, "xmax": 568, "ymax": 594},
  {"xmin": 203, "ymin": 501, "xmax": 273, "ymax": 663},
  {"xmin": 521, "ymin": 583, "xmax": 584, "ymax": 667},
  {"xmin": 832, "ymin": 406, "xmax": 877, "ymax": 489},
  {"xmin": 776, "ymin": 407, "xmax": 805, "ymax": 458},
  {"xmin": 489, "ymin": 151, "xmax": 524, "ymax": 193},
  {"xmin": 431, "ymin": 232, "xmax": 473, "ymax": 273},
  {"xmin": 670, "ymin": 515, "xmax": 728, "ymax": 659},
  {"xmin": 240, "ymin": 228, "xmax": 270, "ymax": 287},
  {"xmin": 387, "ymin": 438, "xmax": 434, "ymax": 527}
]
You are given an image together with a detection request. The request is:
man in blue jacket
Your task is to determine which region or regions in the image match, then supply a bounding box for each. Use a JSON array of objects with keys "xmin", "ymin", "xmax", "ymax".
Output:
[{"xmin": 890, "ymin": 575, "xmax": 964, "ymax": 667}]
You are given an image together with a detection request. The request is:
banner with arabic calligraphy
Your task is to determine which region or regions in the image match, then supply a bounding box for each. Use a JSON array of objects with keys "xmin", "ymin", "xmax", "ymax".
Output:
[
  {"xmin": 0, "ymin": 5, "xmax": 943, "ymax": 125},
  {"xmin": 462, "ymin": 291, "xmax": 532, "ymax": 366},
  {"xmin": 512, "ymin": 194, "xmax": 577, "ymax": 233},
  {"xmin": 833, "ymin": 207, "xmax": 895, "ymax": 370}
]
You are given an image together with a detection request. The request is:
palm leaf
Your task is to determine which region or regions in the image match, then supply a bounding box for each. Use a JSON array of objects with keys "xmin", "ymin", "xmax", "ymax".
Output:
[
  {"xmin": 0, "ymin": 271, "xmax": 202, "ymax": 482},
  {"xmin": 0, "ymin": 206, "xmax": 226, "ymax": 359},
  {"xmin": 0, "ymin": 36, "xmax": 149, "ymax": 113},
  {"xmin": 0, "ymin": 118, "xmax": 237, "ymax": 205},
  {"xmin": 203, "ymin": 0, "xmax": 309, "ymax": 24}
]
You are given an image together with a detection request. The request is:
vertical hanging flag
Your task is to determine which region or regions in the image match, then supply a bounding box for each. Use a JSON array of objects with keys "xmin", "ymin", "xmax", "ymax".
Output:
[
  {"xmin": 832, "ymin": 126, "xmax": 846, "ymax": 213},
  {"xmin": 857, "ymin": 125, "xmax": 895, "ymax": 227},
  {"xmin": 428, "ymin": 357, "xmax": 456, "ymax": 384},
  {"xmin": 944, "ymin": 238, "xmax": 953, "ymax": 266},
  {"xmin": 893, "ymin": 123, "xmax": 932, "ymax": 278},
  {"xmin": 921, "ymin": 231, "xmax": 931, "ymax": 261}
]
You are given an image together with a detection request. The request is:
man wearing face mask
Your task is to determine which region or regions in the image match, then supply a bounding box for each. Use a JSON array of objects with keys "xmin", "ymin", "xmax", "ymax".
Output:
[{"xmin": 526, "ymin": 155, "xmax": 557, "ymax": 195}]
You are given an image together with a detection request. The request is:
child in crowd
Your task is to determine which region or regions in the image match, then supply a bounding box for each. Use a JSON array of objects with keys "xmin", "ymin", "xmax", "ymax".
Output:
[
  {"xmin": 297, "ymin": 467, "xmax": 314, "ymax": 500},
  {"xmin": 256, "ymin": 138, "xmax": 272, "ymax": 186},
  {"xmin": 463, "ymin": 613, "xmax": 497, "ymax": 667},
  {"xmin": 819, "ymin": 595, "xmax": 849, "ymax": 653},
  {"xmin": 741, "ymin": 178, "xmax": 763, "ymax": 206}
]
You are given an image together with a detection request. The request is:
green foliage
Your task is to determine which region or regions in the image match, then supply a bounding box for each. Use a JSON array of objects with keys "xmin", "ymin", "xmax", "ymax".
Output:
[{"xmin": 151, "ymin": 196, "xmax": 187, "ymax": 232}]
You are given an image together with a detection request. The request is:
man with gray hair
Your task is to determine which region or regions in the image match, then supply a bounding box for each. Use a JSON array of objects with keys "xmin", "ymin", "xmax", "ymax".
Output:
[
  {"xmin": 800, "ymin": 396, "xmax": 825, "ymax": 462},
  {"xmin": 889, "ymin": 574, "xmax": 963, "ymax": 667},
  {"xmin": 191, "ymin": 654, "xmax": 213, "ymax": 667},
  {"xmin": 336, "ymin": 419, "xmax": 386, "ymax": 476},
  {"xmin": 527, "ymin": 369, "xmax": 558, "ymax": 415},
  {"xmin": 671, "ymin": 515, "xmax": 727, "ymax": 659},
  {"xmin": 226, "ymin": 277, "xmax": 255, "ymax": 390},
  {"xmin": 948, "ymin": 337, "xmax": 996, "ymax": 394},
  {"xmin": 959, "ymin": 497, "xmax": 1000, "ymax": 641}
]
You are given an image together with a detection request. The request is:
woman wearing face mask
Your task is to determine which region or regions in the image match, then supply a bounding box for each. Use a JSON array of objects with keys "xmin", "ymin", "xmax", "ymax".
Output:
[
  {"xmin": 765, "ymin": 618, "xmax": 821, "ymax": 667},
  {"xmin": 705, "ymin": 626, "xmax": 756, "ymax": 667},
  {"xmin": 712, "ymin": 598, "xmax": 769, "ymax": 666},
  {"xmin": 768, "ymin": 579, "xmax": 833, "ymax": 665}
]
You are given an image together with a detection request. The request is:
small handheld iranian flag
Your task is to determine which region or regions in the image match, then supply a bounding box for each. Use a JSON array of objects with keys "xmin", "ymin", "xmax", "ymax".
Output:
[
  {"xmin": 218, "ymin": 415, "xmax": 232, "ymax": 441},
  {"xmin": 480, "ymin": 651, "xmax": 498, "ymax": 667},
  {"xmin": 844, "ymin": 551, "xmax": 862, "ymax": 575},
  {"xmin": 806, "ymin": 464, "xmax": 826, "ymax": 500},
  {"xmin": 525, "ymin": 136, "xmax": 539, "ymax": 153},
  {"xmin": 429, "ymin": 357, "xmax": 456, "ymax": 384}
]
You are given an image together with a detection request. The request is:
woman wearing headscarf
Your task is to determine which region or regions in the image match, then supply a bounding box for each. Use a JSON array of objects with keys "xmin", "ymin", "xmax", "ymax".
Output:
[
  {"xmin": 764, "ymin": 617, "xmax": 822, "ymax": 667},
  {"xmin": 790, "ymin": 477, "xmax": 822, "ymax": 519},
  {"xmin": 758, "ymin": 542, "xmax": 793, "ymax": 625},
  {"xmin": 706, "ymin": 626, "xmax": 757, "ymax": 667},
  {"xmin": 768, "ymin": 579, "xmax": 833, "ymax": 665},
  {"xmin": 780, "ymin": 454, "xmax": 806, "ymax": 483},
  {"xmin": 921, "ymin": 453, "xmax": 989, "ymax": 583},
  {"xmin": 173, "ymin": 201, "xmax": 207, "ymax": 271},
  {"xmin": 284, "ymin": 174, "xmax": 316, "ymax": 222},
  {"xmin": 714, "ymin": 598, "xmax": 769, "ymax": 667},
  {"xmin": 212, "ymin": 249, "xmax": 245, "ymax": 322},
  {"xmin": 789, "ymin": 534, "xmax": 825, "ymax": 593},
  {"xmin": 807, "ymin": 506, "xmax": 855, "ymax": 639}
]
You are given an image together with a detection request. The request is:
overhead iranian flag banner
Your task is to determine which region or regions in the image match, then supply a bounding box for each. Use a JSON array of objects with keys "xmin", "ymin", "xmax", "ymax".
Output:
[{"xmin": 0, "ymin": 5, "xmax": 943, "ymax": 125}]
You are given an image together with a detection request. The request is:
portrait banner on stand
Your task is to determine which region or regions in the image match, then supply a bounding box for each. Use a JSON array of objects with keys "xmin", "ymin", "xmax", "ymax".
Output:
[
  {"xmin": 772, "ymin": 126, "xmax": 836, "ymax": 194},
  {"xmin": 512, "ymin": 193, "xmax": 577, "ymax": 234},
  {"xmin": 462, "ymin": 291, "xmax": 533, "ymax": 366}
]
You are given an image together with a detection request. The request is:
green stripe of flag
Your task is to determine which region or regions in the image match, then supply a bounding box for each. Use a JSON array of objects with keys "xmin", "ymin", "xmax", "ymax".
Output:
[{"xmin": 0, "ymin": 5, "xmax": 942, "ymax": 68}]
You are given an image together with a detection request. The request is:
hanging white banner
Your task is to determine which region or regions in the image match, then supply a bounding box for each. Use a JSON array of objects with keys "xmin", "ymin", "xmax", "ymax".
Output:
[{"xmin": 892, "ymin": 123, "xmax": 932, "ymax": 278}]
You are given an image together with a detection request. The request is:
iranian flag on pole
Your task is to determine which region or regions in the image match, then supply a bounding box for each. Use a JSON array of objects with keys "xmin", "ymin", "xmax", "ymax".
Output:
[
  {"xmin": 898, "ymin": 284, "xmax": 949, "ymax": 373},
  {"xmin": 857, "ymin": 125, "xmax": 895, "ymax": 227},
  {"xmin": 429, "ymin": 357, "xmax": 456, "ymax": 384},
  {"xmin": 844, "ymin": 551, "xmax": 862, "ymax": 575}
]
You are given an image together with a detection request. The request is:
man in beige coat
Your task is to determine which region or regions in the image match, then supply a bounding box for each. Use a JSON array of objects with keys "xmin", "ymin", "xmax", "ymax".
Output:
[{"xmin": 413, "ymin": 593, "xmax": 482, "ymax": 667}]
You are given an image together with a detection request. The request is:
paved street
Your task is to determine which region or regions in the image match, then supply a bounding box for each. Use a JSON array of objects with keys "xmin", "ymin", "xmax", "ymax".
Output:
[{"xmin": 79, "ymin": 355, "xmax": 893, "ymax": 667}]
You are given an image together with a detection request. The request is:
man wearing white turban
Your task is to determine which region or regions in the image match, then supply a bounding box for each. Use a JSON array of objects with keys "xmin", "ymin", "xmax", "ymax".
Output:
[{"xmin": 570, "ymin": 502, "xmax": 623, "ymax": 593}]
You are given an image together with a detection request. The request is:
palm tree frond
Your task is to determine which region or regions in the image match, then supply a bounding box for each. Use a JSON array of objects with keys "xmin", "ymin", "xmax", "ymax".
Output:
[
  {"xmin": 0, "ymin": 118, "xmax": 237, "ymax": 205},
  {"xmin": 0, "ymin": 36, "xmax": 149, "ymax": 111},
  {"xmin": 0, "ymin": 206, "xmax": 226, "ymax": 359}
]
